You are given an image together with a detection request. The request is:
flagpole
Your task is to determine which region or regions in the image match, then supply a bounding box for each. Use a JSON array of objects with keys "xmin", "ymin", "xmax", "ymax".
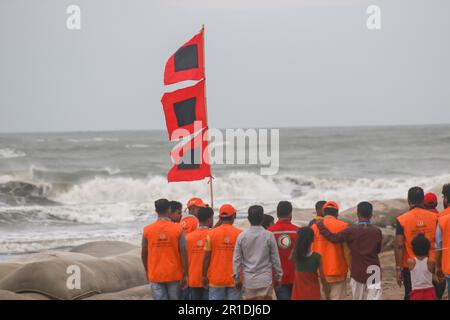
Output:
[{"xmin": 202, "ymin": 24, "xmax": 214, "ymax": 211}]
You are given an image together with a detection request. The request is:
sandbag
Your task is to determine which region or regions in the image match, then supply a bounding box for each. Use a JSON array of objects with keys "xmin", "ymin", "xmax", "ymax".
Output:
[
  {"xmin": 70, "ymin": 241, "xmax": 138, "ymax": 258},
  {"xmin": 0, "ymin": 242, "xmax": 147, "ymax": 300}
]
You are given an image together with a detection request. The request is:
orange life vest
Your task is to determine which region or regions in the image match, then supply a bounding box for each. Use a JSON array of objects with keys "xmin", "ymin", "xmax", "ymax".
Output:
[
  {"xmin": 143, "ymin": 219, "xmax": 183, "ymax": 282},
  {"xmin": 438, "ymin": 207, "xmax": 450, "ymax": 218},
  {"xmin": 186, "ymin": 228, "xmax": 209, "ymax": 288},
  {"xmin": 205, "ymin": 224, "xmax": 242, "ymax": 287},
  {"xmin": 438, "ymin": 213, "xmax": 450, "ymax": 275},
  {"xmin": 311, "ymin": 216, "xmax": 348, "ymax": 278},
  {"xmin": 397, "ymin": 207, "xmax": 437, "ymax": 268}
]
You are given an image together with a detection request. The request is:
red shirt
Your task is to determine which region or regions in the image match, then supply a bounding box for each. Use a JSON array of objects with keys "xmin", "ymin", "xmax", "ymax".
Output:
[{"xmin": 268, "ymin": 220, "xmax": 299, "ymax": 285}]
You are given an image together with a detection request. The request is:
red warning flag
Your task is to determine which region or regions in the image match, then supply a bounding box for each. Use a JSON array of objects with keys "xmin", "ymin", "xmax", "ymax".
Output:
[
  {"xmin": 164, "ymin": 28, "xmax": 205, "ymax": 85},
  {"xmin": 167, "ymin": 128, "xmax": 211, "ymax": 182},
  {"xmin": 161, "ymin": 80, "xmax": 207, "ymax": 140}
]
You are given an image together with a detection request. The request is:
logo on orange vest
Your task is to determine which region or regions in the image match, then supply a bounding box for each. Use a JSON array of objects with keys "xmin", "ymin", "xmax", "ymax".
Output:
[
  {"xmin": 417, "ymin": 220, "xmax": 424, "ymax": 227},
  {"xmin": 197, "ymin": 239, "xmax": 204, "ymax": 246},
  {"xmin": 224, "ymin": 236, "xmax": 231, "ymax": 244},
  {"xmin": 159, "ymin": 232, "xmax": 167, "ymax": 240},
  {"xmin": 277, "ymin": 234, "xmax": 292, "ymax": 249}
]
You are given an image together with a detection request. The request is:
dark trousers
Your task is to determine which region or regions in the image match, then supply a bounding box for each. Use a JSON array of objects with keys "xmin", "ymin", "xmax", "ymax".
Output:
[
  {"xmin": 402, "ymin": 268, "xmax": 446, "ymax": 300},
  {"xmin": 190, "ymin": 287, "xmax": 209, "ymax": 300}
]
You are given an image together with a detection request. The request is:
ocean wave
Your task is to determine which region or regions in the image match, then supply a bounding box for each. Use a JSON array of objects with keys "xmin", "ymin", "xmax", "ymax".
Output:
[
  {"xmin": 67, "ymin": 137, "xmax": 119, "ymax": 143},
  {"xmin": 0, "ymin": 148, "xmax": 26, "ymax": 159},
  {"xmin": 54, "ymin": 172, "xmax": 450, "ymax": 211},
  {"xmin": 125, "ymin": 144, "xmax": 150, "ymax": 149},
  {"xmin": 2, "ymin": 172, "xmax": 450, "ymax": 225}
]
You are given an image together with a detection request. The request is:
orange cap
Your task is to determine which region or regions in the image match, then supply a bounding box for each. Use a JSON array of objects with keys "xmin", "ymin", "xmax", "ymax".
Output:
[
  {"xmin": 186, "ymin": 197, "xmax": 207, "ymax": 208},
  {"xmin": 323, "ymin": 201, "xmax": 339, "ymax": 211},
  {"xmin": 219, "ymin": 204, "xmax": 236, "ymax": 217}
]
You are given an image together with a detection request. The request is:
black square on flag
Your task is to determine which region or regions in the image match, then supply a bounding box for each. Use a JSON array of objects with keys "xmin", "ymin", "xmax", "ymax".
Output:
[
  {"xmin": 174, "ymin": 97, "xmax": 196, "ymax": 127},
  {"xmin": 178, "ymin": 147, "xmax": 201, "ymax": 170},
  {"xmin": 174, "ymin": 44, "xmax": 199, "ymax": 71}
]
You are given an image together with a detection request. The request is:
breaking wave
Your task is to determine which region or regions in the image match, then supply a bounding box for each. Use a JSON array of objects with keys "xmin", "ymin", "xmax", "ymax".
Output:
[
  {"xmin": 0, "ymin": 148, "xmax": 26, "ymax": 159},
  {"xmin": 1, "ymin": 172, "xmax": 450, "ymax": 225}
]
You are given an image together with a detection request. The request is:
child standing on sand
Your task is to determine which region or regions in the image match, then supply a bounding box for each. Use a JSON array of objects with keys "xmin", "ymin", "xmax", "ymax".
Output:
[
  {"xmin": 408, "ymin": 233, "xmax": 437, "ymax": 300},
  {"xmin": 291, "ymin": 227, "xmax": 330, "ymax": 300}
]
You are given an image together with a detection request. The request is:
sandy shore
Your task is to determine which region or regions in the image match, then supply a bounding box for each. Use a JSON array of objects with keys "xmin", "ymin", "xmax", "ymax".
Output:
[{"xmin": 0, "ymin": 199, "xmax": 446, "ymax": 300}]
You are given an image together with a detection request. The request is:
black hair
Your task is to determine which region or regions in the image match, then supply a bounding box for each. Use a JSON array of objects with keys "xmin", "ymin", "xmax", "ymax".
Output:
[
  {"xmin": 357, "ymin": 201, "xmax": 373, "ymax": 219},
  {"xmin": 292, "ymin": 227, "xmax": 314, "ymax": 263},
  {"xmin": 411, "ymin": 233, "xmax": 430, "ymax": 257},
  {"xmin": 408, "ymin": 186, "xmax": 424, "ymax": 206},
  {"xmin": 197, "ymin": 207, "xmax": 214, "ymax": 223},
  {"xmin": 248, "ymin": 205, "xmax": 264, "ymax": 226},
  {"xmin": 262, "ymin": 214, "xmax": 275, "ymax": 229},
  {"xmin": 323, "ymin": 207, "xmax": 338, "ymax": 217},
  {"xmin": 442, "ymin": 184, "xmax": 450, "ymax": 200},
  {"xmin": 315, "ymin": 200, "xmax": 326, "ymax": 213},
  {"xmin": 277, "ymin": 201, "xmax": 292, "ymax": 218},
  {"xmin": 220, "ymin": 215, "xmax": 234, "ymax": 222},
  {"xmin": 155, "ymin": 198, "xmax": 170, "ymax": 214},
  {"xmin": 169, "ymin": 200, "xmax": 182, "ymax": 212}
]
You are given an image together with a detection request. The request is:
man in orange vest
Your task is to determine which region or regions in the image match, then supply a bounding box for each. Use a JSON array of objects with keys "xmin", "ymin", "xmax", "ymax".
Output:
[
  {"xmin": 394, "ymin": 187, "xmax": 437, "ymax": 300},
  {"xmin": 186, "ymin": 206, "xmax": 214, "ymax": 300},
  {"xmin": 181, "ymin": 197, "xmax": 207, "ymax": 234},
  {"xmin": 141, "ymin": 198, "xmax": 188, "ymax": 300},
  {"xmin": 436, "ymin": 183, "xmax": 450, "ymax": 299},
  {"xmin": 311, "ymin": 201, "xmax": 349, "ymax": 300},
  {"xmin": 202, "ymin": 204, "xmax": 242, "ymax": 300}
]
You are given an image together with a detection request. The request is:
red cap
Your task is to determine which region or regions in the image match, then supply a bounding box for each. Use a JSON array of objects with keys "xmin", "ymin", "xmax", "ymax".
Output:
[
  {"xmin": 219, "ymin": 204, "xmax": 236, "ymax": 217},
  {"xmin": 186, "ymin": 197, "xmax": 207, "ymax": 208},
  {"xmin": 424, "ymin": 192, "xmax": 438, "ymax": 207},
  {"xmin": 323, "ymin": 201, "xmax": 339, "ymax": 211}
]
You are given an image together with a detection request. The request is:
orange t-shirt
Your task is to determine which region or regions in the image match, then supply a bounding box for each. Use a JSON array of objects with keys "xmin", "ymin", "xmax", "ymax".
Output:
[
  {"xmin": 204, "ymin": 224, "xmax": 242, "ymax": 287},
  {"xmin": 397, "ymin": 207, "xmax": 437, "ymax": 268},
  {"xmin": 311, "ymin": 216, "xmax": 349, "ymax": 280},
  {"xmin": 438, "ymin": 213, "xmax": 450, "ymax": 275},
  {"xmin": 143, "ymin": 219, "xmax": 183, "ymax": 282},
  {"xmin": 181, "ymin": 215, "xmax": 198, "ymax": 234},
  {"xmin": 186, "ymin": 227, "xmax": 210, "ymax": 288}
]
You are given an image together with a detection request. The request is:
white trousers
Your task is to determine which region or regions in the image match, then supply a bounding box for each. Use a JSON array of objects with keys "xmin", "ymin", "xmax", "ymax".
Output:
[{"xmin": 350, "ymin": 278, "xmax": 382, "ymax": 300}]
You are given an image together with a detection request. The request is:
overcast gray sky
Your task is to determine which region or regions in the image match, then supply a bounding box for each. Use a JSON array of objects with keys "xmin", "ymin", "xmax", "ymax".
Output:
[{"xmin": 0, "ymin": 0, "xmax": 449, "ymax": 133}]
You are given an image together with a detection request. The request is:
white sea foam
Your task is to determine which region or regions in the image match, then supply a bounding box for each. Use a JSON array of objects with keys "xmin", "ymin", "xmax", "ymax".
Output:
[
  {"xmin": 53, "ymin": 172, "xmax": 450, "ymax": 214},
  {"xmin": 0, "ymin": 148, "xmax": 26, "ymax": 159}
]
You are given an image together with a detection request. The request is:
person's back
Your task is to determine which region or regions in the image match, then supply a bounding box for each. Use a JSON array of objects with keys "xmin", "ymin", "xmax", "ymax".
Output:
[
  {"xmin": 408, "ymin": 234, "xmax": 436, "ymax": 300},
  {"xmin": 397, "ymin": 207, "xmax": 437, "ymax": 266},
  {"xmin": 395, "ymin": 187, "xmax": 438, "ymax": 300},
  {"xmin": 233, "ymin": 205, "xmax": 282, "ymax": 300},
  {"xmin": 144, "ymin": 219, "xmax": 183, "ymax": 282},
  {"xmin": 311, "ymin": 208, "xmax": 348, "ymax": 279},
  {"xmin": 185, "ymin": 206, "xmax": 214, "ymax": 300},
  {"xmin": 345, "ymin": 224, "xmax": 382, "ymax": 281},
  {"xmin": 311, "ymin": 201, "xmax": 348, "ymax": 300},
  {"xmin": 142, "ymin": 198, "xmax": 187, "ymax": 300},
  {"xmin": 207, "ymin": 223, "xmax": 242, "ymax": 286},
  {"xmin": 267, "ymin": 201, "xmax": 298, "ymax": 300}
]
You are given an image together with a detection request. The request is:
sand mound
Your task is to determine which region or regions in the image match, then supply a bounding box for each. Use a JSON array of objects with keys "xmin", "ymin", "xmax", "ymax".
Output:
[
  {"xmin": 70, "ymin": 241, "xmax": 138, "ymax": 258},
  {"xmin": 340, "ymin": 198, "xmax": 408, "ymax": 227},
  {"xmin": 0, "ymin": 241, "xmax": 147, "ymax": 300}
]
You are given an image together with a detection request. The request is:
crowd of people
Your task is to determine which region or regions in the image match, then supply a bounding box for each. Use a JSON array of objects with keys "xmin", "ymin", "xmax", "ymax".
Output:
[{"xmin": 140, "ymin": 184, "xmax": 450, "ymax": 300}]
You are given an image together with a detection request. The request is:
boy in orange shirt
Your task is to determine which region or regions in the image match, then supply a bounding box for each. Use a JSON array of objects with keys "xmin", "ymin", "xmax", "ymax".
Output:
[
  {"xmin": 202, "ymin": 204, "xmax": 242, "ymax": 300},
  {"xmin": 186, "ymin": 206, "xmax": 214, "ymax": 300}
]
